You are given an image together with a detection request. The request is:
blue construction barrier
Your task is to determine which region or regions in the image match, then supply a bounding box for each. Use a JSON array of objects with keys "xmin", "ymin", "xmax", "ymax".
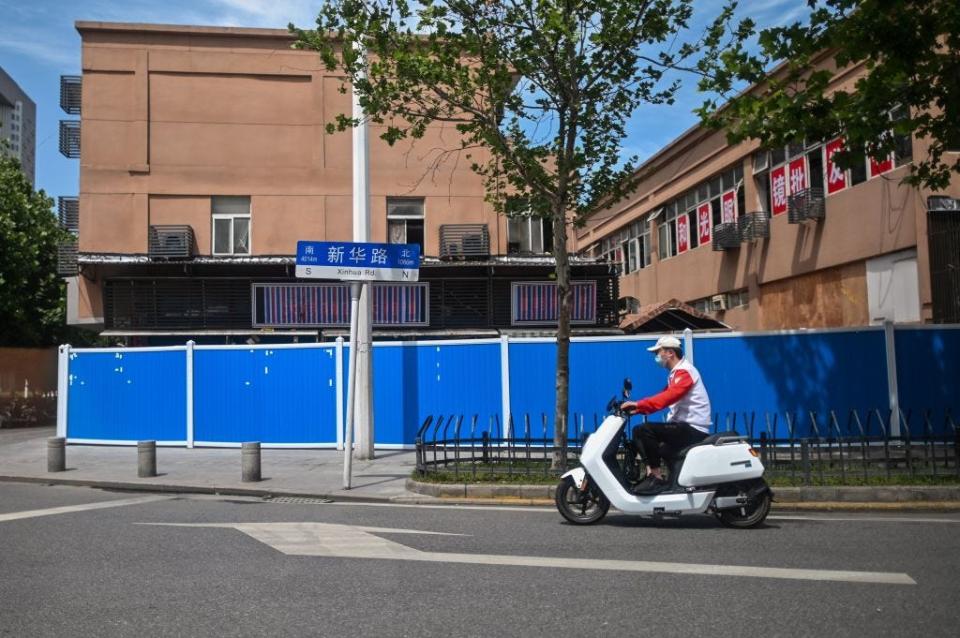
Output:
[{"xmin": 58, "ymin": 326, "xmax": 960, "ymax": 446}]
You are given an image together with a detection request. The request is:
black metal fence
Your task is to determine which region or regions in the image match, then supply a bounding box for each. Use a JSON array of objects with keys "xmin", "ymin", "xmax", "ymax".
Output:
[{"xmin": 414, "ymin": 409, "xmax": 960, "ymax": 485}]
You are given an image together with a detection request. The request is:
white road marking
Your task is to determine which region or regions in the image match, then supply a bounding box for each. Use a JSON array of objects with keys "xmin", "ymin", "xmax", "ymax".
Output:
[
  {"xmin": 142, "ymin": 521, "xmax": 915, "ymax": 585},
  {"xmin": 769, "ymin": 515, "xmax": 960, "ymax": 524},
  {"xmin": 0, "ymin": 495, "xmax": 174, "ymax": 523}
]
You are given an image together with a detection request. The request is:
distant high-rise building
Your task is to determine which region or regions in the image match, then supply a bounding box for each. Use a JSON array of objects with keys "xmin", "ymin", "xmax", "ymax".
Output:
[{"xmin": 0, "ymin": 66, "xmax": 36, "ymax": 185}]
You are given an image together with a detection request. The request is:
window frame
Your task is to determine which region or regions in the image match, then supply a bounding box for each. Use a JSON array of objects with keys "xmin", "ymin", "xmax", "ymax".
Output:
[
  {"xmin": 508, "ymin": 216, "xmax": 552, "ymax": 254},
  {"xmin": 387, "ymin": 196, "xmax": 425, "ymax": 251},
  {"xmin": 211, "ymin": 196, "xmax": 252, "ymax": 256}
]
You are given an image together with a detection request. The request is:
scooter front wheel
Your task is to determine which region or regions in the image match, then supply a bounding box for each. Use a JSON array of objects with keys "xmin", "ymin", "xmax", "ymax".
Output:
[{"xmin": 555, "ymin": 476, "xmax": 610, "ymax": 525}]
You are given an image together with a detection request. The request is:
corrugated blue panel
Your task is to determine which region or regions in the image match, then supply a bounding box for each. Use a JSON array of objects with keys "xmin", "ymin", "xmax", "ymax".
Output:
[
  {"xmin": 67, "ymin": 350, "xmax": 186, "ymax": 441},
  {"xmin": 694, "ymin": 330, "xmax": 889, "ymax": 436},
  {"xmin": 895, "ymin": 328, "xmax": 960, "ymax": 434},
  {"xmin": 508, "ymin": 338, "xmax": 660, "ymax": 439},
  {"xmin": 371, "ymin": 343, "xmax": 502, "ymax": 444},
  {"xmin": 193, "ymin": 346, "xmax": 338, "ymax": 443}
]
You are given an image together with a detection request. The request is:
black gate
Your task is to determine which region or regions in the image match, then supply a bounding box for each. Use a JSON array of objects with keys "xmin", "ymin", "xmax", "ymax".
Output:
[{"xmin": 928, "ymin": 209, "xmax": 960, "ymax": 323}]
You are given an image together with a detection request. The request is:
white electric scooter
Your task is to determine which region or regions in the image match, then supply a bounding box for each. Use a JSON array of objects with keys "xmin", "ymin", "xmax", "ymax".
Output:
[{"xmin": 556, "ymin": 379, "xmax": 772, "ymax": 527}]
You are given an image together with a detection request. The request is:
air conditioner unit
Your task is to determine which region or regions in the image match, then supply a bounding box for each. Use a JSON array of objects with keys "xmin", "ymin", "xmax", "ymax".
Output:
[{"xmin": 710, "ymin": 294, "xmax": 728, "ymax": 312}]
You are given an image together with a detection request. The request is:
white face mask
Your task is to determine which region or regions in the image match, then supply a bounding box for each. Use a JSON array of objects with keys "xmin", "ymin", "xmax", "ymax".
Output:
[{"xmin": 654, "ymin": 353, "xmax": 668, "ymax": 368}]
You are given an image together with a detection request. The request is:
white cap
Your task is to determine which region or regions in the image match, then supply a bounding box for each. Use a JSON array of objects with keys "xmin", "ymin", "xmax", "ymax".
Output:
[{"xmin": 646, "ymin": 335, "xmax": 682, "ymax": 352}]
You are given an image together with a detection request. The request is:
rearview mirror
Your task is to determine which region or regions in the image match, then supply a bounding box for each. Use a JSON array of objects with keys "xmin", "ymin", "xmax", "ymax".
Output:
[{"xmin": 623, "ymin": 378, "xmax": 632, "ymax": 398}]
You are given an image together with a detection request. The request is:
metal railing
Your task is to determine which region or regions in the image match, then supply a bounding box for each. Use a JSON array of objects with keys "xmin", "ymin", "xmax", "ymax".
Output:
[
  {"xmin": 57, "ymin": 241, "xmax": 78, "ymax": 276},
  {"xmin": 788, "ymin": 187, "xmax": 825, "ymax": 223},
  {"xmin": 439, "ymin": 224, "xmax": 491, "ymax": 259},
  {"xmin": 414, "ymin": 409, "xmax": 960, "ymax": 484},
  {"xmin": 59, "ymin": 120, "xmax": 81, "ymax": 159},
  {"xmin": 60, "ymin": 75, "xmax": 82, "ymax": 115},
  {"xmin": 738, "ymin": 212, "xmax": 770, "ymax": 241},
  {"xmin": 712, "ymin": 222, "xmax": 740, "ymax": 250},
  {"xmin": 58, "ymin": 196, "xmax": 79, "ymax": 234},
  {"xmin": 148, "ymin": 225, "xmax": 195, "ymax": 260}
]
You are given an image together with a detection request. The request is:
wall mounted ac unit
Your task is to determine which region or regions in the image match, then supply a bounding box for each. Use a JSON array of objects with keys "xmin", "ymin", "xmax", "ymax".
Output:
[{"xmin": 711, "ymin": 294, "xmax": 728, "ymax": 312}]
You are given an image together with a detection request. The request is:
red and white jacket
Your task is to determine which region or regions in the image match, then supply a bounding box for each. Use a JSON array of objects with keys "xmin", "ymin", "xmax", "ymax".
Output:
[{"xmin": 633, "ymin": 358, "xmax": 712, "ymax": 432}]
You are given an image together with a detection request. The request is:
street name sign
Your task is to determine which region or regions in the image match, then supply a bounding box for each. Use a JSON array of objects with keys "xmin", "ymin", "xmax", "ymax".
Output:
[{"xmin": 295, "ymin": 241, "xmax": 420, "ymax": 282}]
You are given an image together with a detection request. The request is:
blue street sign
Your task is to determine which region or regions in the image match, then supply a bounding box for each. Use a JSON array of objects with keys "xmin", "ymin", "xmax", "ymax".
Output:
[{"xmin": 295, "ymin": 241, "xmax": 421, "ymax": 282}]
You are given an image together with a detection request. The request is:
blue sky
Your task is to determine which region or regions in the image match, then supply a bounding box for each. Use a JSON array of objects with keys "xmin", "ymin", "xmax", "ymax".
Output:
[{"xmin": 0, "ymin": 0, "xmax": 807, "ymax": 200}]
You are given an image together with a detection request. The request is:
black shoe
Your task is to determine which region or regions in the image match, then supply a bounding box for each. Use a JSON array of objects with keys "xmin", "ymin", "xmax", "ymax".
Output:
[{"xmin": 634, "ymin": 477, "xmax": 669, "ymax": 495}]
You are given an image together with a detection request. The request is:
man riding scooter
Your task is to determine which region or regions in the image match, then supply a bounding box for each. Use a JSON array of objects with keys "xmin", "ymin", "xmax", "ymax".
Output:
[{"xmin": 621, "ymin": 335, "xmax": 712, "ymax": 494}]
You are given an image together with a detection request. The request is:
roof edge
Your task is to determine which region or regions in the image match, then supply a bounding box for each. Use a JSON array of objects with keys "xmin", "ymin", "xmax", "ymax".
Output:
[{"xmin": 74, "ymin": 21, "xmax": 297, "ymax": 39}]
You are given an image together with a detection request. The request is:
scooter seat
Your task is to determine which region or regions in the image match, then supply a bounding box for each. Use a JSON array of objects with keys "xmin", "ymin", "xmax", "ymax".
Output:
[{"xmin": 674, "ymin": 431, "xmax": 742, "ymax": 460}]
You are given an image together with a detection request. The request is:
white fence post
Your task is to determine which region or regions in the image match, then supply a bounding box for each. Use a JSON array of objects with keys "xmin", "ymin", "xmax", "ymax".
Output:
[
  {"xmin": 683, "ymin": 328, "xmax": 694, "ymax": 365},
  {"xmin": 185, "ymin": 340, "xmax": 195, "ymax": 448},
  {"xmin": 336, "ymin": 336, "xmax": 345, "ymax": 451},
  {"xmin": 883, "ymin": 321, "xmax": 901, "ymax": 438},
  {"xmin": 56, "ymin": 344, "xmax": 70, "ymax": 439},
  {"xmin": 500, "ymin": 334, "xmax": 511, "ymax": 438}
]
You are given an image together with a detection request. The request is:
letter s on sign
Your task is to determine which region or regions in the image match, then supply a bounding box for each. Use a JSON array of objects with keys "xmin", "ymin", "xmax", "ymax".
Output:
[{"xmin": 305, "ymin": 267, "xmax": 312, "ymax": 275}]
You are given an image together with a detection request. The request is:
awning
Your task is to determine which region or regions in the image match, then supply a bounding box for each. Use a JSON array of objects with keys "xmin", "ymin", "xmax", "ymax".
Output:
[{"xmin": 620, "ymin": 299, "xmax": 730, "ymax": 333}]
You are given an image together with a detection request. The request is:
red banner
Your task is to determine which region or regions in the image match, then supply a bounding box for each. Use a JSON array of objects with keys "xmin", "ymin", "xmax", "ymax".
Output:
[
  {"xmin": 825, "ymin": 138, "xmax": 847, "ymax": 195},
  {"xmin": 788, "ymin": 157, "xmax": 808, "ymax": 195},
  {"xmin": 770, "ymin": 165, "xmax": 788, "ymax": 216},
  {"xmin": 697, "ymin": 202, "xmax": 712, "ymax": 244},
  {"xmin": 721, "ymin": 190, "xmax": 737, "ymax": 224},
  {"xmin": 676, "ymin": 215, "xmax": 689, "ymax": 253},
  {"xmin": 869, "ymin": 153, "xmax": 894, "ymax": 178}
]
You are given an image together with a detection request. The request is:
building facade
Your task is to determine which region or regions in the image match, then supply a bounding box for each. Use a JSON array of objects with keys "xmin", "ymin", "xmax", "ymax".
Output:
[
  {"xmin": 577, "ymin": 53, "xmax": 960, "ymax": 331},
  {"xmin": 0, "ymin": 66, "xmax": 36, "ymax": 185},
  {"xmin": 60, "ymin": 22, "xmax": 618, "ymax": 344}
]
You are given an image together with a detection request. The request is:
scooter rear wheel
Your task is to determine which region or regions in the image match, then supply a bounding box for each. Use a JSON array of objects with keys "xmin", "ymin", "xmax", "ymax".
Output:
[
  {"xmin": 717, "ymin": 491, "xmax": 771, "ymax": 528},
  {"xmin": 555, "ymin": 476, "xmax": 610, "ymax": 525}
]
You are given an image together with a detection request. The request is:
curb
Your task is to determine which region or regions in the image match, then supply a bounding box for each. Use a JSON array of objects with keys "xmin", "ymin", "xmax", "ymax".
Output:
[
  {"xmin": 0, "ymin": 475, "xmax": 395, "ymax": 505},
  {"xmin": 406, "ymin": 478, "xmax": 960, "ymax": 510}
]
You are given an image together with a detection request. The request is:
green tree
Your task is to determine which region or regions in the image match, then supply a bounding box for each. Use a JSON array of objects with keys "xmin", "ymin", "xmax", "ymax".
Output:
[
  {"xmin": 293, "ymin": 0, "xmax": 737, "ymax": 467},
  {"xmin": 0, "ymin": 150, "xmax": 71, "ymax": 346},
  {"xmin": 697, "ymin": 0, "xmax": 960, "ymax": 190}
]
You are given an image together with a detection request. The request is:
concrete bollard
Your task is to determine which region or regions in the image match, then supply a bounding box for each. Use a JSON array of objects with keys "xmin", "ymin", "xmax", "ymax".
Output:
[
  {"xmin": 138, "ymin": 440, "xmax": 157, "ymax": 478},
  {"xmin": 242, "ymin": 441, "xmax": 261, "ymax": 482},
  {"xmin": 47, "ymin": 437, "xmax": 66, "ymax": 472}
]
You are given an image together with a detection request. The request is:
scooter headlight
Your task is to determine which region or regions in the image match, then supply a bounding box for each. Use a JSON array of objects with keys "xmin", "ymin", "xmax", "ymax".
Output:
[{"xmin": 748, "ymin": 448, "xmax": 759, "ymax": 458}]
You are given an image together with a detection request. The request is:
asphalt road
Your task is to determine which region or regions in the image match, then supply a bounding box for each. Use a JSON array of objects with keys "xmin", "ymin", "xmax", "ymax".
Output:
[{"xmin": 1, "ymin": 483, "xmax": 959, "ymax": 637}]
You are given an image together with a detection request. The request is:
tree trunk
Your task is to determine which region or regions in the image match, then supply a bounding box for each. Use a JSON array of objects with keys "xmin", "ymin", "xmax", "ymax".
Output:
[{"xmin": 552, "ymin": 207, "xmax": 571, "ymax": 471}]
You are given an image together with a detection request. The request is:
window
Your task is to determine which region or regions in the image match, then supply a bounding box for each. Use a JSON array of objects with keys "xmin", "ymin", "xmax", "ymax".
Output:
[
  {"xmin": 212, "ymin": 196, "xmax": 251, "ymax": 255},
  {"xmin": 508, "ymin": 217, "xmax": 553, "ymax": 254},
  {"xmin": 387, "ymin": 197, "xmax": 425, "ymax": 252},
  {"xmin": 890, "ymin": 105, "xmax": 913, "ymax": 167},
  {"xmin": 621, "ymin": 219, "xmax": 652, "ymax": 273},
  {"xmin": 659, "ymin": 205, "xmax": 678, "ymax": 259},
  {"xmin": 807, "ymin": 147, "xmax": 824, "ymax": 192}
]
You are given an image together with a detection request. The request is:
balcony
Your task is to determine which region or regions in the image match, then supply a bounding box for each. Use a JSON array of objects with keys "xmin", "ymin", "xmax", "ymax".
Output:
[
  {"xmin": 58, "ymin": 196, "xmax": 79, "ymax": 234},
  {"xmin": 787, "ymin": 187, "xmax": 825, "ymax": 224},
  {"xmin": 712, "ymin": 222, "xmax": 740, "ymax": 251},
  {"xmin": 57, "ymin": 242, "xmax": 78, "ymax": 276},
  {"xmin": 58, "ymin": 120, "xmax": 80, "ymax": 159},
  {"xmin": 439, "ymin": 224, "xmax": 490, "ymax": 260},
  {"xmin": 60, "ymin": 75, "xmax": 82, "ymax": 115},
  {"xmin": 148, "ymin": 225, "xmax": 195, "ymax": 260},
  {"xmin": 738, "ymin": 212, "xmax": 770, "ymax": 242}
]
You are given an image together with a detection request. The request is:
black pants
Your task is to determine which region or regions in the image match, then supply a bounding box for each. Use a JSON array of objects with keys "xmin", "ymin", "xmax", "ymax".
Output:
[{"xmin": 636, "ymin": 422, "xmax": 709, "ymax": 470}]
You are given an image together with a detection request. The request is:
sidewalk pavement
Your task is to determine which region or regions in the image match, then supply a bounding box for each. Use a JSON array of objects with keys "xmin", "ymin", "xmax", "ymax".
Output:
[
  {"xmin": 0, "ymin": 427, "xmax": 421, "ymax": 502},
  {"xmin": 2, "ymin": 428, "xmax": 959, "ymax": 509}
]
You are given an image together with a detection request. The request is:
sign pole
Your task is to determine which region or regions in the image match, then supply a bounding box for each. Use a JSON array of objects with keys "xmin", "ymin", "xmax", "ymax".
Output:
[
  {"xmin": 343, "ymin": 281, "xmax": 362, "ymax": 489},
  {"xmin": 352, "ymin": 38, "xmax": 375, "ymax": 461}
]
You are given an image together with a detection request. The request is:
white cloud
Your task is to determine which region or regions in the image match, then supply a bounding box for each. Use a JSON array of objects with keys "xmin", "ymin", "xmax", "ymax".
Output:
[{"xmin": 211, "ymin": 0, "xmax": 320, "ymax": 28}]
